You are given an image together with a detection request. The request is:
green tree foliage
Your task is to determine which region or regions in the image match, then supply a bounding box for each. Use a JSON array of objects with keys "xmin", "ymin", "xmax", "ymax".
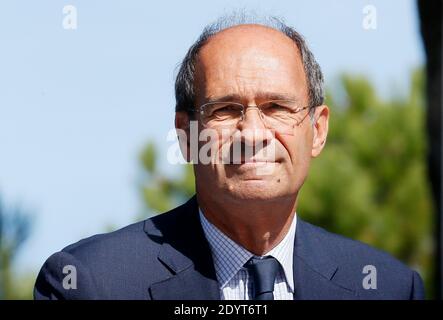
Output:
[
  {"xmin": 298, "ymin": 70, "xmax": 434, "ymax": 297},
  {"xmin": 140, "ymin": 143, "xmax": 195, "ymax": 215},
  {"xmin": 139, "ymin": 70, "xmax": 434, "ymax": 298},
  {"xmin": 0, "ymin": 196, "xmax": 33, "ymax": 299}
]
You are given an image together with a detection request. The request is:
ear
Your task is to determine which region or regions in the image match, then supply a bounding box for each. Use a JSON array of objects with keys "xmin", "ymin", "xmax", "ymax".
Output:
[
  {"xmin": 311, "ymin": 105, "xmax": 329, "ymax": 158},
  {"xmin": 175, "ymin": 111, "xmax": 192, "ymax": 162}
]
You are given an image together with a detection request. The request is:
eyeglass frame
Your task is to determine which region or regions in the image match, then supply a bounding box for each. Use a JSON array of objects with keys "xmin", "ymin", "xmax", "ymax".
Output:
[{"xmin": 192, "ymin": 100, "xmax": 316, "ymax": 130}]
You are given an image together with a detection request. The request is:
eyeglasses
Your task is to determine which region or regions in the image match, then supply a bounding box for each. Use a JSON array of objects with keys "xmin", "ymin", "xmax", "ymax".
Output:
[{"xmin": 194, "ymin": 100, "xmax": 313, "ymax": 134}]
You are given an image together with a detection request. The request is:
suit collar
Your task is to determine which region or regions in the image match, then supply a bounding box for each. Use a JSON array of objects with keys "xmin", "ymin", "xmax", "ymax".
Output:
[
  {"xmin": 293, "ymin": 219, "xmax": 357, "ymax": 299},
  {"xmin": 144, "ymin": 196, "xmax": 220, "ymax": 300},
  {"xmin": 293, "ymin": 218, "xmax": 339, "ymax": 280},
  {"xmin": 144, "ymin": 195, "xmax": 358, "ymax": 300}
]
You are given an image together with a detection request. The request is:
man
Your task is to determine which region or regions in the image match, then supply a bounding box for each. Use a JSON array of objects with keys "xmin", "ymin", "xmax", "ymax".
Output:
[{"xmin": 34, "ymin": 15, "xmax": 425, "ymax": 300}]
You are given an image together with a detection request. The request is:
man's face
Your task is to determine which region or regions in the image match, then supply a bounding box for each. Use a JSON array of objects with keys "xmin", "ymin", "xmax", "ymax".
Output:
[{"xmin": 177, "ymin": 24, "xmax": 329, "ymax": 202}]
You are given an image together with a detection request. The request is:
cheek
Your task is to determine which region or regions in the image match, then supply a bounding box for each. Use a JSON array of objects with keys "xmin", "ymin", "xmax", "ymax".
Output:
[
  {"xmin": 282, "ymin": 142, "xmax": 312, "ymax": 196},
  {"xmin": 281, "ymin": 134, "xmax": 313, "ymax": 174},
  {"xmin": 197, "ymin": 127, "xmax": 234, "ymax": 165},
  {"xmin": 288, "ymin": 147, "xmax": 310, "ymax": 178}
]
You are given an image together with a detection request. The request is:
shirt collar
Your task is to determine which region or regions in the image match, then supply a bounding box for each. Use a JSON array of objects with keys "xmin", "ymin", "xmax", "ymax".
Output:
[{"xmin": 199, "ymin": 208, "xmax": 297, "ymax": 292}]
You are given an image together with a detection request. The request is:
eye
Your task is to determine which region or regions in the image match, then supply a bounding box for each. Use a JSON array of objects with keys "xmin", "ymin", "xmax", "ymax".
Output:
[
  {"xmin": 261, "ymin": 102, "xmax": 292, "ymax": 113},
  {"xmin": 269, "ymin": 103, "xmax": 288, "ymax": 110},
  {"xmin": 215, "ymin": 105, "xmax": 238, "ymax": 112},
  {"xmin": 212, "ymin": 104, "xmax": 241, "ymax": 114}
]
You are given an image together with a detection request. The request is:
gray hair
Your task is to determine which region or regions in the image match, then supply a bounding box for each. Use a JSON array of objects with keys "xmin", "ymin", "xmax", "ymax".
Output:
[{"xmin": 175, "ymin": 13, "xmax": 324, "ymax": 120}]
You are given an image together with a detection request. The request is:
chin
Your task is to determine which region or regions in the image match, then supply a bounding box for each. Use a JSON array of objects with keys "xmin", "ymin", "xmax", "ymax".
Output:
[{"xmin": 224, "ymin": 179, "xmax": 289, "ymax": 201}]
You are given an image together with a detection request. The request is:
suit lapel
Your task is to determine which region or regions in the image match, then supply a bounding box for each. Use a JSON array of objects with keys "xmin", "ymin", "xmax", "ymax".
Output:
[
  {"xmin": 145, "ymin": 196, "xmax": 220, "ymax": 300},
  {"xmin": 145, "ymin": 196, "xmax": 359, "ymax": 300},
  {"xmin": 293, "ymin": 218, "xmax": 357, "ymax": 299}
]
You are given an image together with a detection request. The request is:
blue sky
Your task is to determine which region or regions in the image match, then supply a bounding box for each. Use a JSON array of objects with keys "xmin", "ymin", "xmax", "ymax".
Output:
[{"xmin": 0, "ymin": 0, "xmax": 423, "ymax": 274}]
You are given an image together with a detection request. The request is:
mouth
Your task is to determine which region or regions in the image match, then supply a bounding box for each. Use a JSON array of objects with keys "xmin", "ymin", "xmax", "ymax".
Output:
[
  {"xmin": 238, "ymin": 161, "xmax": 276, "ymax": 165},
  {"xmin": 227, "ymin": 157, "xmax": 281, "ymax": 165},
  {"xmin": 224, "ymin": 161, "xmax": 279, "ymax": 168},
  {"xmin": 226, "ymin": 160, "xmax": 280, "ymax": 179}
]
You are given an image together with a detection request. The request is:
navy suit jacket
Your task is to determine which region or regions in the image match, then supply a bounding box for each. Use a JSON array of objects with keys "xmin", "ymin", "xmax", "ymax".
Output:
[{"xmin": 34, "ymin": 196, "xmax": 425, "ymax": 300}]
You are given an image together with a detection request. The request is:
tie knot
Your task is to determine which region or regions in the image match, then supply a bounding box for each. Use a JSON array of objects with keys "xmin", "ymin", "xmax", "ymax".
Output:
[{"xmin": 245, "ymin": 256, "xmax": 280, "ymax": 300}]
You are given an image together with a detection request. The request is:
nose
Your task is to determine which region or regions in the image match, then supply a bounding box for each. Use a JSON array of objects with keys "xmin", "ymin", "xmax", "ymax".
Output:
[
  {"xmin": 240, "ymin": 106, "xmax": 265, "ymax": 129},
  {"xmin": 237, "ymin": 106, "xmax": 273, "ymax": 147}
]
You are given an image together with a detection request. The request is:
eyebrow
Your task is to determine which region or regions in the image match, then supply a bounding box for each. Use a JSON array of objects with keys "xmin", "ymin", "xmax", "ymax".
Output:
[{"xmin": 205, "ymin": 92, "xmax": 300, "ymax": 103}]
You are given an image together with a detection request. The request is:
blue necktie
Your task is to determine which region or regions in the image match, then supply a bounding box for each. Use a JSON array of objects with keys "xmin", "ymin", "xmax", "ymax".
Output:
[{"xmin": 245, "ymin": 256, "xmax": 280, "ymax": 300}]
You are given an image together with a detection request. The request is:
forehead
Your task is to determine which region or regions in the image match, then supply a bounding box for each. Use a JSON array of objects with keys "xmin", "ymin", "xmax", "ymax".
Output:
[{"xmin": 194, "ymin": 24, "xmax": 307, "ymax": 101}]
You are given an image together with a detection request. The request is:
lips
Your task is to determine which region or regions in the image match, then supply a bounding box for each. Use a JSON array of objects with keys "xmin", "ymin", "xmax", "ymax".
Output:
[
  {"xmin": 230, "ymin": 161, "xmax": 279, "ymax": 177},
  {"xmin": 224, "ymin": 159, "xmax": 278, "ymax": 165},
  {"xmin": 242, "ymin": 157, "xmax": 274, "ymax": 162},
  {"xmin": 237, "ymin": 162, "xmax": 275, "ymax": 168}
]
